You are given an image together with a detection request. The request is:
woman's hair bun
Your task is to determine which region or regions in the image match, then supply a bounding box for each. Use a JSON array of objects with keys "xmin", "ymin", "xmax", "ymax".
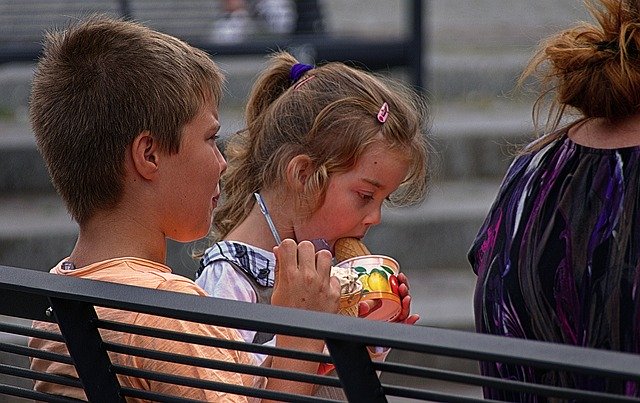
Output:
[{"xmin": 523, "ymin": 0, "xmax": 640, "ymax": 122}]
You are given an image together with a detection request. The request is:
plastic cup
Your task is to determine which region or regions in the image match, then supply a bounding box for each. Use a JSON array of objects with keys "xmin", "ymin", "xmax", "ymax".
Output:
[{"xmin": 336, "ymin": 255, "xmax": 401, "ymax": 321}]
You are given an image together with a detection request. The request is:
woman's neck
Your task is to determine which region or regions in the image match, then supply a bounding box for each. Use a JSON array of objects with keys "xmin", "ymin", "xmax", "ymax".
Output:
[{"xmin": 568, "ymin": 115, "xmax": 640, "ymax": 149}]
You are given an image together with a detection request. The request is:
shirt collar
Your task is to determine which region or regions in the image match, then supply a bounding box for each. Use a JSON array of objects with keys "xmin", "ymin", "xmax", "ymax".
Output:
[{"xmin": 199, "ymin": 241, "xmax": 275, "ymax": 287}]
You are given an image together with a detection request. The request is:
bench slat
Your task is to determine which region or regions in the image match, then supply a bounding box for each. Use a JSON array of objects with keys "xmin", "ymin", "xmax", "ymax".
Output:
[{"xmin": 326, "ymin": 339, "xmax": 386, "ymax": 402}]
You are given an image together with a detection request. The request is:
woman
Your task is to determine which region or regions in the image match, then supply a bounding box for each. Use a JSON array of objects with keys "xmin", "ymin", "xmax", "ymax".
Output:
[{"xmin": 469, "ymin": 0, "xmax": 640, "ymax": 400}]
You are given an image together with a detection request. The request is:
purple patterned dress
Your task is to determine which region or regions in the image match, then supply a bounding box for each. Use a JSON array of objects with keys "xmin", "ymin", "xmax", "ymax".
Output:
[{"xmin": 468, "ymin": 130, "xmax": 640, "ymax": 401}]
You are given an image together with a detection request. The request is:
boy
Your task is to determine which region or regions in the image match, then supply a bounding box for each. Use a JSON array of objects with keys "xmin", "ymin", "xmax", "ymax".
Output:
[{"xmin": 28, "ymin": 15, "xmax": 340, "ymax": 401}]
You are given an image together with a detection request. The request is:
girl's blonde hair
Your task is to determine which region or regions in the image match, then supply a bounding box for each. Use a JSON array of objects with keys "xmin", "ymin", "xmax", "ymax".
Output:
[
  {"xmin": 212, "ymin": 51, "xmax": 430, "ymax": 240},
  {"xmin": 520, "ymin": 0, "xmax": 640, "ymax": 149}
]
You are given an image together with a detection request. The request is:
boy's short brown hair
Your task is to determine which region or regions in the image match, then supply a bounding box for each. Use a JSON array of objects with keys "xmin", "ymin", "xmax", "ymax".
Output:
[{"xmin": 30, "ymin": 15, "xmax": 224, "ymax": 224}]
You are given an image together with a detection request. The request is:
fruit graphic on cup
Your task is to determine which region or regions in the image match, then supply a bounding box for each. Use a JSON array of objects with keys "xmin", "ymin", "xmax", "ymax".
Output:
[
  {"xmin": 337, "ymin": 255, "xmax": 402, "ymax": 321},
  {"xmin": 354, "ymin": 265, "xmax": 398, "ymax": 294}
]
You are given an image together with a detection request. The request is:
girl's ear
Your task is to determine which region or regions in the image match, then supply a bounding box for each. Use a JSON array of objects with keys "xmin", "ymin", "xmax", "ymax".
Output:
[
  {"xmin": 130, "ymin": 131, "xmax": 160, "ymax": 180},
  {"xmin": 286, "ymin": 154, "xmax": 313, "ymax": 191}
]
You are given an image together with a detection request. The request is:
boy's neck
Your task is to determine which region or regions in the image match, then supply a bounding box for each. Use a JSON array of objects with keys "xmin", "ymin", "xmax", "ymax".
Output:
[{"xmin": 68, "ymin": 209, "xmax": 167, "ymax": 269}]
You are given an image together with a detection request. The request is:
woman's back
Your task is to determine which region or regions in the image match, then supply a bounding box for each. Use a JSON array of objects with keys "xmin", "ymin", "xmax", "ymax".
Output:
[
  {"xmin": 470, "ymin": 0, "xmax": 640, "ymax": 400},
  {"xmin": 469, "ymin": 129, "xmax": 640, "ymax": 400}
]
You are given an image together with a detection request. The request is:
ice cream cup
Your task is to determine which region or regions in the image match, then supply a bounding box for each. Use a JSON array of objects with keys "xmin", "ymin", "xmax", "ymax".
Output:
[{"xmin": 336, "ymin": 255, "xmax": 401, "ymax": 322}]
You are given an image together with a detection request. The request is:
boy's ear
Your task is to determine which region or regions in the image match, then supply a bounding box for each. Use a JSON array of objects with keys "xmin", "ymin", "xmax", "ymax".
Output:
[
  {"xmin": 130, "ymin": 131, "xmax": 160, "ymax": 180},
  {"xmin": 286, "ymin": 155, "xmax": 313, "ymax": 190}
]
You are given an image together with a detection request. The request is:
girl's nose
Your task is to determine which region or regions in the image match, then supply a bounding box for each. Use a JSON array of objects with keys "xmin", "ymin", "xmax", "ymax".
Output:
[
  {"xmin": 363, "ymin": 207, "xmax": 382, "ymax": 226},
  {"xmin": 216, "ymin": 147, "xmax": 228, "ymax": 174}
]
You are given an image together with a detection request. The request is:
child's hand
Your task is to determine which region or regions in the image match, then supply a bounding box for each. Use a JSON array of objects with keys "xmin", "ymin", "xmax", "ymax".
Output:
[
  {"xmin": 357, "ymin": 272, "xmax": 420, "ymax": 324},
  {"xmin": 358, "ymin": 299, "xmax": 380, "ymax": 317},
  {"xmin": 272, "ymin": 239, "xmax": 341, "ymax": 314},
  {"xmin": 270, "ymin": 239, "xmax": 341, "ymax": 381},
  {"xmin": 394, "ymin": 272, "xmax": 420, "ymax": 325}
]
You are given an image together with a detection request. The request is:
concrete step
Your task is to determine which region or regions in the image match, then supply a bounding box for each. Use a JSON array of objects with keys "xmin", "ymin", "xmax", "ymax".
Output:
[
  {"xmin": 383, "ymin": 344, "xmax": 484, "ymax": 402},
  {"xmin": 0, "ymin": 98, "xmax": 532, "ymax": 195},
  {"xmin": 0, "ymin": 178, "xmax": 498, "ymax": 275},
  {"xmin": 0, "ymin": 122, "xmax": 53, "ymax": 194},
  {"xmin": 0, "ymin": 0, "xmax": 592, "ymax": 129},
  {"xmin": 429, "ymin": 101, "xmax": 533, "ymax": 181},
  {"xmin": 0, "ymin": 194, "xmax": 77, "ymax": 272},
  {"xmin": 366, "ymin": 179, "xmax": 500, "ymax": 271}
]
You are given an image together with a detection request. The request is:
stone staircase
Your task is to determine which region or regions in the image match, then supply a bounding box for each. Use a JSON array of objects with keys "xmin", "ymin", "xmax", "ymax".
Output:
[
  {"xmin": 0, "ymin": 1, "xmax": 592, "ymax": 399},
  {"xmin": 0, "ymin": 0, "xmax": 593, "ymax": 328}
]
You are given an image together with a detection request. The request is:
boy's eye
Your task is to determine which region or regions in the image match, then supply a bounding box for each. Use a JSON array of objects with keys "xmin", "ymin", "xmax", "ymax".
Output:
[{"xmin": 358, "ymin": 192, "xmax": 374, "ymax": 202}]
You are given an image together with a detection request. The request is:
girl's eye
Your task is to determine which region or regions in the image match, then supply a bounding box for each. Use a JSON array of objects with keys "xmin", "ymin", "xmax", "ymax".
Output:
[{"xmin": 358, "ymin": 192, "xmax": 374, "ymax": 202}]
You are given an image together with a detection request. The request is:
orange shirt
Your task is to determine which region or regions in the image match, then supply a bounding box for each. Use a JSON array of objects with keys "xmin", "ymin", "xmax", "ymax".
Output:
[{"xmin": 29, "ymin": 257, "xmax": 262, "ymax": 402}]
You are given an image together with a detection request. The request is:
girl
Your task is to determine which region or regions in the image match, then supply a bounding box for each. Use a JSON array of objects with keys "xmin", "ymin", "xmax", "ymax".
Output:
[{"xmin": 195, "ymin": 50, "xmax": 429, "ymax": 363}]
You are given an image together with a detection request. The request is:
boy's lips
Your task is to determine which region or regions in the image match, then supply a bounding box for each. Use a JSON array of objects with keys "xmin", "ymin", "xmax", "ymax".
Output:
[{"xmin": 212, "ymin": 185, "xmax": 221, "ymax": 206}]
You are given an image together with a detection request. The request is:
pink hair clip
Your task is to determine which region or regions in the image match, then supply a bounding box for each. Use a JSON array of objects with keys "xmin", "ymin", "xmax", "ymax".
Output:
[{"xmin": 377, "ymin": 102, "xmax": 389, "ymax": 123}]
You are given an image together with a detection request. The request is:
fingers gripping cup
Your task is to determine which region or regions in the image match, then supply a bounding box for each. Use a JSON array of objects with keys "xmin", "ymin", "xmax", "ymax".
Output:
[{"xmin": 334, "ymin": 238, "xmax": 402, "ymax": 322}]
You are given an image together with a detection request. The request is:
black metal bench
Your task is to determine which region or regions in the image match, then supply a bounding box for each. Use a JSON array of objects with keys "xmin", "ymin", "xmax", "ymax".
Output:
[
  {"xmin": 1, "ymin": 264, "xmax": 640, "ymax": 402},
  {"xmin": 0, "ymin": 0, "xmax": 425, "ymax": 91}
]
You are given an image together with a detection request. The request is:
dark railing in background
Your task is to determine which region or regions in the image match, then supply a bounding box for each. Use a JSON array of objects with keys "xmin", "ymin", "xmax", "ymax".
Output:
[{"xmin": 0, "ymin": 0, "xmax": 426, "ymax": 92}]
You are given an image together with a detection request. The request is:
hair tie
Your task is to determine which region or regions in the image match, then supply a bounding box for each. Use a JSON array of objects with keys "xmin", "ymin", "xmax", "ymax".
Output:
[
  {"xmin": 290, "ymin": 63, "xmax": 314, "ymax": 83},
  {"xmin": 596, "ymin": 40, "xmax": 618, "ymax": 53},
  {"xmin": 377, "ymin": 102, "xmax": 389, "ymax": 123}
]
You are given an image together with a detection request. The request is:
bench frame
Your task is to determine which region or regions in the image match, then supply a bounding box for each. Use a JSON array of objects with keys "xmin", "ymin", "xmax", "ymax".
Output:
[{"xmin": 2, "ymin": 264, "xmax": 640, "ymax": 402}]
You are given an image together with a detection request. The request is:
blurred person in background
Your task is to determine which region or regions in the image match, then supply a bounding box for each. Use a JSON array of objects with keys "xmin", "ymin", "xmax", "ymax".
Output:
[{"xmin": 211, "ymin": 0, "xmax": 324, "ymax": 43}]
